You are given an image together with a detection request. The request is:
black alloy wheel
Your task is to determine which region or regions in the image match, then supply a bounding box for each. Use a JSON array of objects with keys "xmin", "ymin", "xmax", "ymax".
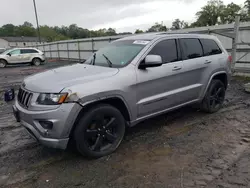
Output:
[
  {"xmin": 201, "ymin": 79, "xmax": 226, "ymax": 113},
  {"xmin": 74, "ymin": 104, "xmax": 125, "ymax": 158}
]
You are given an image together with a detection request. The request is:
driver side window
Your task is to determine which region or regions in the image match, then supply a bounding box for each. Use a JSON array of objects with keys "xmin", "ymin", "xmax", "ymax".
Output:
[
  {"xmin": 148, "ymin": 39, "xmax": 178, "ymax": 64},
  {"xmin": 9, "ymin": 49, "xmax": 21, "ymax": 55}
]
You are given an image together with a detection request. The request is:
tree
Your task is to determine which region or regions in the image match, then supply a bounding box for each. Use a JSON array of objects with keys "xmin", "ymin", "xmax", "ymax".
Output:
[
  {"xmin": 106, "ymin": 28, "xmax": 116, "ymax": 36},
  {"xmin": 244, "ymin": 0, "xmax": 250, "ymax": 14},
  {"xmin": 221, "ymin": 3, "xmax": 241, "ymax": 24},
  {"xmin": 39, "ymin": 25, "xmax": 69, "ymax": 42},
  {"xmin": 22, "ymin": 22, "xmax": 33, "ymax": 27},
  {"xmin": 147, "ymin": 22, "xmax": 168, "ymax": 32},
  {"xmin": 194, "ymin": 0, "xmax": 225, "ymax": 26},
  {"xmin": 135, "ymin": 29, "xmax": 143, "ymax": 34},
  {"xmin": 0, "ymin": 24, "xmax": 16, "ymax": 36},
  {"xmin": 171, "ymin": 19, "xmax": 189, "ymax": 30}
]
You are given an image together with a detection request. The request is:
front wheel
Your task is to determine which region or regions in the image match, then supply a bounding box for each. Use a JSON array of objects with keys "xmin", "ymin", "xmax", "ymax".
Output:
[
  {"xmin": 74, "ymin": 104, "xmax": 126, "ymax": 158},
  {"xmin": 0, "ymin": 59, "xmax": 7, "ymax": 68},
  {"xmin": 201, "ymin": 79, "xmax": 226, "ymax": 113}
]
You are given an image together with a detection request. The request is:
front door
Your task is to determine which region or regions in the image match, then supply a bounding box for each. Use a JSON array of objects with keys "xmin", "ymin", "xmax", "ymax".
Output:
[
  {"xmin": 7, "ymin": 49, "xmax": 22, "ymax": 63},
  {"xmin": 135, "ymin": 39, "xmax": 184, "ymax": 118}
]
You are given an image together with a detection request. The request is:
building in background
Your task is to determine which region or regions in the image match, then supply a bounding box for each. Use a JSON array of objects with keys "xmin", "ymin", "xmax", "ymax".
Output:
[{"xmin": 0, "ymin": 37, "xmax": 46, "ymax": 49}]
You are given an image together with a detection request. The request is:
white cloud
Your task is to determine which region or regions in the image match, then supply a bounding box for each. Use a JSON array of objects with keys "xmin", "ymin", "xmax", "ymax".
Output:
[{"xmin": 0, "ymin": 0, "xmax": 246, "ymax": 33}]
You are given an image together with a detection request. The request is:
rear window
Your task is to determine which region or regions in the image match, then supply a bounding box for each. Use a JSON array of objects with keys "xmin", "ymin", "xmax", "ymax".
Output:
[
  {"xmin": 21, "ymin": 49, "xmax": 39, "ymax": 54},
  {"xmin": 200, "ymin": 39, "xmax": 222, "ymax": 56},
  {"xmin": 180, "ymin": 38, "xmax": 203, "ymax": 60}
]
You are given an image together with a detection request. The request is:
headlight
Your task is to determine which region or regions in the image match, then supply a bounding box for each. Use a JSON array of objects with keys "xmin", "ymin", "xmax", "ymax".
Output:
[{"xmin": 37, "ymin": 93, "xmax": 68, "ymax": 105}]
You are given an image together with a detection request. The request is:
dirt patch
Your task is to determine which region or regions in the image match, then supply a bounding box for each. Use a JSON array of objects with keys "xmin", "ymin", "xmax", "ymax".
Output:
[{"xmin": 0, "ymin": 63, "xmax": 250, "ymax": 188}]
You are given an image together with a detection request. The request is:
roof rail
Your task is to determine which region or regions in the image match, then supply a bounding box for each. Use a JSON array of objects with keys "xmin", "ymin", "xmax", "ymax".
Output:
[{"xmin": 156, "ymin": 31, "xmax": 196, "ymax": 35}]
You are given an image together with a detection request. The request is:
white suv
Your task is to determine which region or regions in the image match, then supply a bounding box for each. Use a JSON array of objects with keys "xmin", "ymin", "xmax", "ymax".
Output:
[{"xmin": 0, "ymin": 48, "xmax": 46, "ymax": 68}]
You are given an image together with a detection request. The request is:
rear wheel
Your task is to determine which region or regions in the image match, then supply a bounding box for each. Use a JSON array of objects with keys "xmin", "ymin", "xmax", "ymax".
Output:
[
  {"xmin": 201, "ymin": 79, "xmax": 225, "ymax": 113},
  {"xmin": 74, "ymin": 104, "xmax": 126, "ymax": 158},
  {"xmin": 32, "ymin": 58, "xmax": 41, "ymax": 66},
  {"xmin": 0, "ymin": 59, "xmax": 7, "ymax": 68}
]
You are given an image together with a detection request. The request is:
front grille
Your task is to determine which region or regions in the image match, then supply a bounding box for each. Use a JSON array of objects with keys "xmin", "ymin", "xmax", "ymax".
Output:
[{"xmin": 17, "ymin": 88, "xmax": 33, "ymax": 108}]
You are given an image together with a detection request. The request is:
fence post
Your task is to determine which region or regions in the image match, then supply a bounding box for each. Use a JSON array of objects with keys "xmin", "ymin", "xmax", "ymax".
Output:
[
  {"xmin": 43, "ymin": 44, "xmax": 45, "ymax": 54},
  {"xmin": 78, "ymin": 40, "xmax": 81, "ymax": 62},
  {"xmin": 91, "ymin": 39, "xmax": 94, "ymax": 53},
  {"xmin": 67, "ymin": 42, "xmax": 70, "ymax": 61},
  {"xmin": 49, "ymin": 44, "xmax": 52, "ymax": 59},
  {"xmin": 57, "ymin": 42, "xmax": 60, "ymax": 60},
  {"xmin": 231, "ymin": 15, "xmax": 240, "ymax": 73}
]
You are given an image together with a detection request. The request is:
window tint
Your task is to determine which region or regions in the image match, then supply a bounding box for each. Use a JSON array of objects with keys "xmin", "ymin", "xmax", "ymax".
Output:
[
  {"xmin": 9, "ymin": 49, "xmax": 21, "ymax": 55},
  {"xmin": 21, "ymin": 49, "xmax": 38, "ymax": 54},
  {"xmin": 200, "ymin": 39, "xmax": 222, "ymax": 56},
  {"xmin": 84, "ymin": 40, "xmax": 145, "ymax": 68},
  {"xmin": 149, "ymin": 39, "xmax": 178, "ymax": 63},
  {"xmin": 180, "ymin": 39, "xmax": 203, "ymax": 60}
]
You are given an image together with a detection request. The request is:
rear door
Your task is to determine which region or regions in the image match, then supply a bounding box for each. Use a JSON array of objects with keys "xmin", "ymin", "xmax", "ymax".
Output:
[
  {"xmin": 177, "ymin": 38, "xmax": 209, "ymax": 103},
  {"xmin": 178, "ymin": 38, "xmax": 223, "ymax": 104},
  {"xmin": 21, "ymin": 49, "xmax": 37, "ymax": 62},
  {"xmin": 136, "ymin": 39, "xmax": 184, "ymax": 118},
  {"xmin": 200, "ymin": 38, "xmax": 224, "ymax": 91}
]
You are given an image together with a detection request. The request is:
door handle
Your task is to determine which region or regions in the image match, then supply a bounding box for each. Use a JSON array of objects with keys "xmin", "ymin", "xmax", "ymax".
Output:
[
  {"xmin": 204, "ymin": 60, "xmax": 212, "ymax": 64},
  {"xmin": 172, "ymin": 66, "xmax": 182, "ymax": 71}
]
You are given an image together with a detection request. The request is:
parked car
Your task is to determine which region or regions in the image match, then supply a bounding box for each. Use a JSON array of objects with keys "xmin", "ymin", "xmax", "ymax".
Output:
[
  {"xmin": 13, "ymin": 33, "xmax": 231, "ymax": 158},
  {"xmin": 0, "ymin": 48, "xmax": 45, "ymax": 68},
  {"xmin": 0, "ymin": 48, "xmax": 6, "ymax": 54}
]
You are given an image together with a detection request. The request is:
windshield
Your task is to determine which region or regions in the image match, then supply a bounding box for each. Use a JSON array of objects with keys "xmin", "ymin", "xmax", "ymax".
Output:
[
  {"xmin": 84, "ymin": 40, "xmax": 149, "ymax": 68},
  {"xmin": 1, "ymin": 49, "xmax": 13, "ymax": 55}
]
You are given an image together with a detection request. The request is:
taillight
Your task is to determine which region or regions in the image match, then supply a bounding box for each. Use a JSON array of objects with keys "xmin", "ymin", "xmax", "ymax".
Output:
[{"xmin": 228, "ymin": 55, "xmax": 232, "ymax": 63}]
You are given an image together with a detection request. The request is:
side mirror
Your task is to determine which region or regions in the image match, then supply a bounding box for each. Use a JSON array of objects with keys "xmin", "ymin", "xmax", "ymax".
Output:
[
  {"xmin": 80, "ymin": 59, "xmax": 86, "ymax": 64},
  {"xmin": 139, "ymin": 55, "xmax": 163, "ymax": 69},
  {"xmin": 7, "ymin": 53, "xmax": 11, "ymax": 56}
]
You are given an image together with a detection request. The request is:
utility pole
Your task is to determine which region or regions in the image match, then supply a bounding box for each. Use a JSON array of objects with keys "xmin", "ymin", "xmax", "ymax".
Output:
[{"xmin": 33, "ymin": 0, "xmax": 41, "ymax": 44}]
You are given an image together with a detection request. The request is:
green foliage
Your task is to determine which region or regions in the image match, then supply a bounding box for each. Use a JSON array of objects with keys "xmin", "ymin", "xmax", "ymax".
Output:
[
  {"xmin": 191, "ymin": 0, "xmax": 250, "ymax": 27},
  {"xmin": 135, "ymin": 29, "xmax": 143, "ymax": 34},
  {"xmin": 146, "ymin": 22, "xmax": 168, "ymax": 32},
  {"xmin": 171, "ymin": 19, "xmax": 189, "ymax": 30}
]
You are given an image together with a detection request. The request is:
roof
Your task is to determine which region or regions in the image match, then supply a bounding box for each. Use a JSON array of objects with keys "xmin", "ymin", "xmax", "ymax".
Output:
[
  {"xmin": 117, "ymin": 32, "xmax": 215, "ymax": 41},
  {"xmin": 0, "ymin": 36, "xmax": 46, "ymax": 42}
]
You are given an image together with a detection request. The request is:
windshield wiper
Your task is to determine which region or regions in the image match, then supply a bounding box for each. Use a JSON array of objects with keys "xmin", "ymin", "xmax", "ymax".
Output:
[
  {"xmin": 102, "ymin": 54, "xmax": 113, "ymax": 67},
  {"xmin": 91, "ymin": 53, "xmax": 96, "ymax": 65}
]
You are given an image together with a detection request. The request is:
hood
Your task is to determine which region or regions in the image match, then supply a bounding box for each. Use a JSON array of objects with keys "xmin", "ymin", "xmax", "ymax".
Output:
[{"xmin": 23, "ymin": 64, "xmax": 119, "ymax": 93}]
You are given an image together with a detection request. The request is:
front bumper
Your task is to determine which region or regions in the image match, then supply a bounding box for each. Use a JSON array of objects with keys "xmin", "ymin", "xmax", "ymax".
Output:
[{"xmin": 13, "ymin": 101, "xmax": 82, "ymax": 149}]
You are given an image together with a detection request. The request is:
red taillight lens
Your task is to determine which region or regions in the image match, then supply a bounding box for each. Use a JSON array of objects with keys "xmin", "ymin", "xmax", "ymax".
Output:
[{"xmin": 228, "ymin": 55, "xmax": 232, "ymax": 63}]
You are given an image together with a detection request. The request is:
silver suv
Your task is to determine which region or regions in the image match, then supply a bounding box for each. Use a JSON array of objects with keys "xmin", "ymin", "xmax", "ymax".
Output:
[
  {"xmin": 0, "ymin": 48, "xmax": 45, "ymax": 67},
  {"xmin": 13, "ymin": 33, "xmax": 231, "ymax": 158}
]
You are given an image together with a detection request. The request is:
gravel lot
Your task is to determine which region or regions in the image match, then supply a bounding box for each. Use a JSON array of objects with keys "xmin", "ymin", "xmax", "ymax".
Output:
[{"xmin": 0, "ymin": 62, "xmax": 250, "ymax": 188}]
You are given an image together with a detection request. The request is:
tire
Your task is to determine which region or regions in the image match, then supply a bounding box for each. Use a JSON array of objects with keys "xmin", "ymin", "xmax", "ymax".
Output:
[
  {"xmin": 32, "ymin": 58, "xmax": 41, "ymax": 66},
  {"xmin": 74, "ymin": 104, "xmax": 126, "ymax": 158},
  {"xmin": 201, "ymin": 79, "xmax": 226, "ymax": 113},
  {"xmin": 0, "ymin": 59, "xmax": 7, "ymax": 68}
]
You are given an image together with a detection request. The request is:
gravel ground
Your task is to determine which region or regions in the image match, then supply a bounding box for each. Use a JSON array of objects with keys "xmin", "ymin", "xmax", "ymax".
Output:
[{"xmin": 0, "ymin": 62, "xmax": 250, "ymax": 188}]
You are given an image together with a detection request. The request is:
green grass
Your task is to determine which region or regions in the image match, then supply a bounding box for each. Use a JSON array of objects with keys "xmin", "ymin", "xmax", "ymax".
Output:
[{"xmin": 233, "ymin": 75, "xmax": 250, "ymax": 82}]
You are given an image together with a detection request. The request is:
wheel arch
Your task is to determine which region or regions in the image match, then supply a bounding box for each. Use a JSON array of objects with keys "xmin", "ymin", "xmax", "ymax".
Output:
[
  {"xmin": 69, "ymin": 96, "xmax": 132, "ymax": 139},
  {"xmin": 0, "ymin": 58, "xmax": 8, "ymax": 63},
  {"xmin": 203, "ymin": 71, "xmax": 228, "ymax": 98},
  {"xmin": 32, "ymin": 57, "xmax": 42, "ymax": 62}
]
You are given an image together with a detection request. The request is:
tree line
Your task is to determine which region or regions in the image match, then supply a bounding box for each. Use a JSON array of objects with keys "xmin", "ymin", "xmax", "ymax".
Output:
[{"xmin": 0, "ymin": 0, "xmax": 249, "ymax": 42}]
